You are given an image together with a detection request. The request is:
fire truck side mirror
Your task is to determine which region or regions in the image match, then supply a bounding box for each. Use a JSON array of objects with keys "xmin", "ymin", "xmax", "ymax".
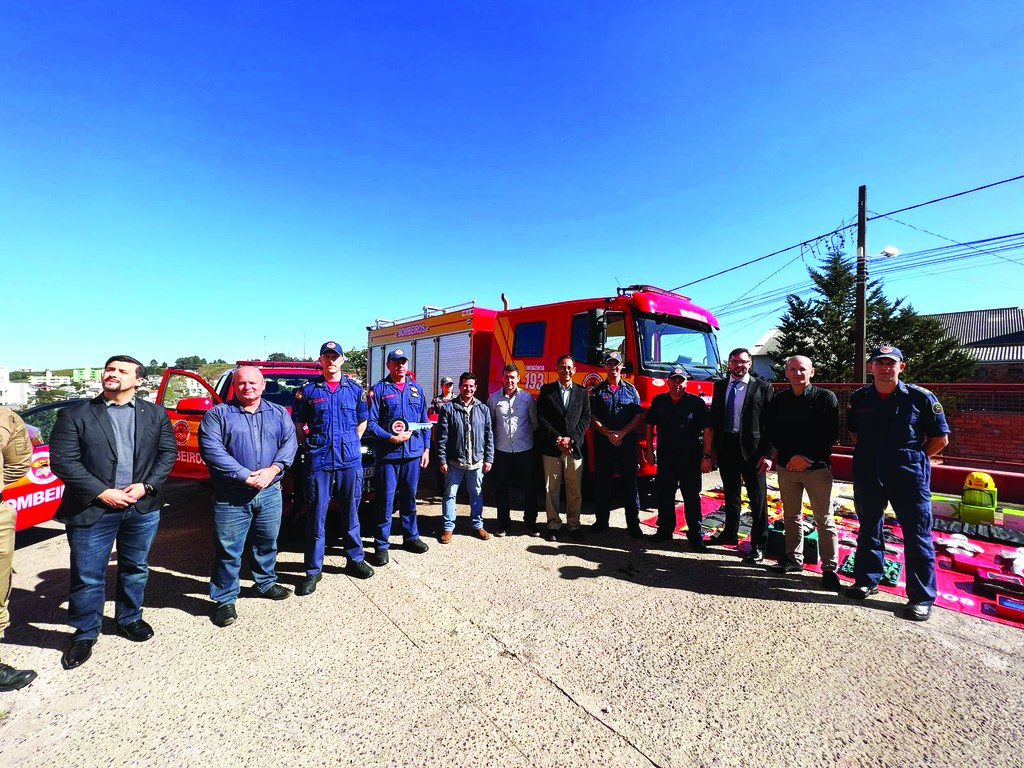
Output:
[{"xmin": 586, "ymin": 308, "xmax": 607, "ymax": 366}]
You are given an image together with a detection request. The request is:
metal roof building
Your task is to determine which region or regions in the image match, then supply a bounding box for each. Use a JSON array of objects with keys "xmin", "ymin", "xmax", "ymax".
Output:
[{"xmin": 924, "ymin": 307, "xmax": 1024, "ymax": 363}]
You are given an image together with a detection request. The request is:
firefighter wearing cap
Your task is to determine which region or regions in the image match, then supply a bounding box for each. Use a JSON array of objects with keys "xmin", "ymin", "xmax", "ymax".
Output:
[
  {"xmin": 429, "ymin": 376, "xmax": 456, "ymax": 496},
  {"xmin": 429, "ymin": 376, "xmax": 456, "ymax": 417},
  {"xmin": 365, "ymin": 349, "xmax": 431, "ymax": 564},
  {"xmin": 846, "ymin": 345, "xmax": 949, "ymax": 622},
  {"xmin": 644, "ymin": 368, "xmax": 712, "ymax": 547},
  {"xmin": 291, "ymin": 342, "xmax": 372, "ymax": 593},
  {"xmin": 589, "ymin": 352, "xmax": 644, "ymax": 535}
]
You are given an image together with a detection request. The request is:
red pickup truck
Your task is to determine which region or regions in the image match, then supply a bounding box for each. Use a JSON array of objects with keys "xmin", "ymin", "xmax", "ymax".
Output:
[{"xmin": 5, "ymin": 361, "xmax": 375, "ymax": 530}]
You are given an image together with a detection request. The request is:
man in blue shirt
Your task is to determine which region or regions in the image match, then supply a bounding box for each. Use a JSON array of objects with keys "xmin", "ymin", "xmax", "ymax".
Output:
[
  {"xmin": 365, "ymin": 349, "xmax": 431, "ymax": 565},
  {"xmin": 589, "ymin": 352, "xmax": 644, "ymax": 537},
  {"xmin": 198, "ymin": 366, "xmax": 298, "ymax": 628},
  {"xmin": 292, "ymin": 341, "xmax": 372, "ymax": 594},
  {"xmin": 845, "ymin": 346, "xmax": 949, "ymax": 622}
]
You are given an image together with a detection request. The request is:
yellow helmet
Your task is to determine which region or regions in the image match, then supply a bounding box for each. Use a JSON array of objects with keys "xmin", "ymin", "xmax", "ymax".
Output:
[{"xmin": 964, "ymin": 471, "xmax": 996, "ymax": 491}]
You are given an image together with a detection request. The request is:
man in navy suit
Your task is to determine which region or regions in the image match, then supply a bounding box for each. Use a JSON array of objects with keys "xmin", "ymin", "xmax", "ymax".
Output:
[
  {"xmin": 707, "ymin": 347, "xmax": 774, "ymax": 562},
  {"xmin": 50, "ymin": 355, "xmax": 176, "ymax": 670}
]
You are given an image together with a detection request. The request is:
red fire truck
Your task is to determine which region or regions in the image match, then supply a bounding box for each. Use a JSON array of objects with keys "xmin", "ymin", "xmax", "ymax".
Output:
[{"xmin": 366, "ymin": 285, "xmax": 721, "ymax": 493}]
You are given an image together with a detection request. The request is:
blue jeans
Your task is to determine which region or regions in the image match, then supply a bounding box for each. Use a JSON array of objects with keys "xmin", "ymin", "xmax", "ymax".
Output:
[
  {"xmin": 66, "ymin": 506, "xmax": 161, "ymax": 641},
  {"xmin": 442, "ymin": 466, "xmax": 485, "ymax": 531},
  {"xmin": 305, "ymin": 466, "xmax": 364, "ymax": 575},
  {"xmin": 374, "ymin": 458, "xmax": 422, "ymax": 549},
  {"xmin": 210, "ymin": 485, "xmax": 282, "ymax": 605}
]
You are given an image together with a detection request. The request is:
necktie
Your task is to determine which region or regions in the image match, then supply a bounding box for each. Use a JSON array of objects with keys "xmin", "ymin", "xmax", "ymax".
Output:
[{"xmin": 726, "ymin": 381, "xmax": 738, "ymax": 431}]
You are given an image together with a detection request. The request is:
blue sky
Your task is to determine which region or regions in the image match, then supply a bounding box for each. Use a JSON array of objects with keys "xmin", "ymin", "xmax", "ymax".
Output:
[{"xmin": 3, "ymin": 2, "xmax": 1022, "ymax": 369}]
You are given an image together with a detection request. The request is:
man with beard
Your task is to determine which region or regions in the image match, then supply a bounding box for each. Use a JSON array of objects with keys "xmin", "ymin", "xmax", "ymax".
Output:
[{"xmin": 50, "ymin": 356, "xmax": 176, "ymax": 669}]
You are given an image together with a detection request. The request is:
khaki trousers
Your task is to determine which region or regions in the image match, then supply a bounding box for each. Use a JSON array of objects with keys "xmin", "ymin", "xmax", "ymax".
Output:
[
  {"xmin": 777, "ymin": 466, "xmax": 839, "ymax": 572},
  {"xmin": 542, "ymin": 453, "xmax": 584, "ymax": 530},
  {"xmin": 0, "ymin": 500, "xmax": 16, "ymax": 639}
]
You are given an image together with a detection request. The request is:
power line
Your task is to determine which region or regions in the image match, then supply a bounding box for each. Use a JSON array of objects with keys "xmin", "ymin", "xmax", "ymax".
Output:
[
  {"xmin": 672, "ymin": 173, "xmax": 1024, "ymax": 292},
  {"xmin": 866, "ymin": 174, "xmax": 1024, "ymax": 221}
]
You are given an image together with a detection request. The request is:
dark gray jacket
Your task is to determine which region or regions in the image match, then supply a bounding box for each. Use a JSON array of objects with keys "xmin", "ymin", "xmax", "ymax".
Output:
[{"xmin": 437, "ymin": 398, "xmax": 494, "ymax": 468}]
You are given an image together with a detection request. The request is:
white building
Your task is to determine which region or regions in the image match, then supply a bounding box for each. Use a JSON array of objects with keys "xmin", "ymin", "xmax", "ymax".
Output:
[{"xmin": 0, "ymin": 367, "xmax": 31, "ymax": 408}]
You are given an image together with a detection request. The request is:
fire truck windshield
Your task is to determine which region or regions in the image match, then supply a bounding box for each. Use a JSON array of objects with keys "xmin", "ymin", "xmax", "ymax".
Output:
[{"xmin": 636, "ymin": 312, "xmax": 720, "ymax": 380}]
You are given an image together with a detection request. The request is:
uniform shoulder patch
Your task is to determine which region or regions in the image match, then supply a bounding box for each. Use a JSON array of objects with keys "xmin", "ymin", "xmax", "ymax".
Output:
[
  {"xmin": 932, "ymin": 401, "xmax": 943, "ymax": 414},
  {"xmin": 294, "ymin": 390, "xmax": 303, "ymax": 400},
  {"xmin": 361, "ymin": 390, "xmax": 367, "ymax": 402}
]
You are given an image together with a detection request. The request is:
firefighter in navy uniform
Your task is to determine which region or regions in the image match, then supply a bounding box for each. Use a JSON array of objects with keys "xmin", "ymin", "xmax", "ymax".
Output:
[
  {"xmin": 644, "ymin": 368, "xmax": 713, "ymax": 548},
  {"xmin": 589, "ymin": 352, "xmax": 644, "ymax": 536},
  {"xmin": 291, "ymin": 341, "xmax": 372, "ymax": 594},
  {"xmin": 365, "ymin": 349, "xmax": 430, "ymax": 565},
  {"xmin": 845, "ymin": 346, "xmax": 950, "ymax": 622}
]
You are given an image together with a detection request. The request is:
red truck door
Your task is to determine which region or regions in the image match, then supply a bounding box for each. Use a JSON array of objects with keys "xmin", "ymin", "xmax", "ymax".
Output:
[{"xmin": 156, "ymin": 369, "xmax": 220, "ymax": 479}]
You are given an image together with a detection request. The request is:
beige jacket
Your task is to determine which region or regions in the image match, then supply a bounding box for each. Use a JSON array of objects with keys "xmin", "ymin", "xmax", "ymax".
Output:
[{"xmin": 1, "ymin": 407, "xmax": 33, "ymax": 491}]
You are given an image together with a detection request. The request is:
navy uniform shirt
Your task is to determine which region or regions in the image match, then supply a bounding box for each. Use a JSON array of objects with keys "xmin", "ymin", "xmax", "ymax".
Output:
[
  {"xmin": 366, "ymin": 376, "xmax": 430, "ymax": 462},
  {"xmin": 291, "ymin": 377, "xmax": 369, "ymax": 471},
  {"xmin": 590, "ymin": 378, "xmax": 643, "ymax": 444},
  {"xmin": 847, "ymin": 381, "xmax": 950, "ymax": 487},
  {"xmin": 645, "ymin": 392, "xmax": 710, "ymax": 466}
]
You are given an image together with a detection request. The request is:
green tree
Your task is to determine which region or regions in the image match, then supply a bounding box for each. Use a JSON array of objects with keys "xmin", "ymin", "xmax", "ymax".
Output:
[
  {"xmin": 342, "ymin": 348, "xmax": 367, "ymax": 383},
  {"xmin": 770, "ymin": 252, "xmax": 974, "ymax": 383},
  {"xmin": 267, "ymin": 352, "xmax": 291, "ymax": 362},
  {"xmin": 33, "ymin": 388, "xmax": 70, "ymax": 405},
  {"xmin": 173, "ymin": 355, "xmax": 207, "ymax": 370}
]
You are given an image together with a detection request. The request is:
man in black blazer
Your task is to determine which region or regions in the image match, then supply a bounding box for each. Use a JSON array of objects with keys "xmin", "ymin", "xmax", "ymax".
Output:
[
  {"xmin": 707, "ymin": 347, "xmax": 774, "ymax": 562},
  {"xmin": 50, "ymin": 355, "xmax": 176, "ymax": 670},
  {"xmin": 536, "ymin": 355, "xmax": 591, "ymax": 542}
]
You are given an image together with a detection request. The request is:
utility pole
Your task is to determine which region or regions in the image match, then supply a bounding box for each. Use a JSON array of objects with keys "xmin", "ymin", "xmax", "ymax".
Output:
[{"xmin": 854, "ymin": 185, "xmax": 867, "ymax": 383}]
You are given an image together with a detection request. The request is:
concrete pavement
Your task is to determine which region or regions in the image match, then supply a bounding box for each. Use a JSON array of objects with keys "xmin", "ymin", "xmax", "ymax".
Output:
[{"xmin": 1, "ymin": 477, "xmax": 1022, "ymax": 767}]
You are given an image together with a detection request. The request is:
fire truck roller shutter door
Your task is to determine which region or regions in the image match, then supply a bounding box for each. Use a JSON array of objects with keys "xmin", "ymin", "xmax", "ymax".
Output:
[
  {"xmin": 414, "ymin": 337, "xmax": 436, "ymax": 388},
  {"xmin": 438, "ymin": 332, "xmax": 471, "ymax": 387},
  {"xmin": 369, "ymin": 347, "xmax": 384, "ymax": 385}
]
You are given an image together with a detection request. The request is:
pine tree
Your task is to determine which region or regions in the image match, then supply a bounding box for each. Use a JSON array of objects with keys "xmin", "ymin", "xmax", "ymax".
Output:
[{"xmin": 769, "ymin": 252, "xmax": 974, "ymax": 383}]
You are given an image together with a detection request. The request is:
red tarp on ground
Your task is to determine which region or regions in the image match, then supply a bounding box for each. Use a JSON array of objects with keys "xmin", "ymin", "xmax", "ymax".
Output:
[{"xmin": 642, "ymin": 492, "xmax": 1024, "ymax": 630}]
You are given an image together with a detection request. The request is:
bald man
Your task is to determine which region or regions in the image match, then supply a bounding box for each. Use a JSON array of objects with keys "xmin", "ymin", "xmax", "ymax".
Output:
[
  {"xmin": 198, "ymin": 366, "xmax": 298, "ymax": 627},
  {"xmin": 763, "ymin": 356, "xmax": 841, "ymax": 590}
]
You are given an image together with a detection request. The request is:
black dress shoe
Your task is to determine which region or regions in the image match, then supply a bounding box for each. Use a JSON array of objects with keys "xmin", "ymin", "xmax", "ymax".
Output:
[
  {"xmin": 744, "ymin": 548, "xmax": 764, "ymax": 563},
  {"xmin": 706, "ymin": 534, "xmax": 740, "ymax": 547},
  {"xmin": 296, "ymin": 572, "xmax": 322, "ymax": 596},
  {"xmin": 403, "ymin": 538, "xmax": 429, "ymax": 554},
  {"xmin": 689, "ymin": 540, "xmax": 708, "ymax": 553},
  {"xmin": 769, "ymin": 559, "xmax": 802, "ymax": 574},
  {"xmin": 254, "ymin": 583, "xmax": 291, "ymax": 600},
  {"xmin": 651, "ymin": 530, "xmax": 674, "ymax": 543},
  {"xmin": 116, "ymin": 619, "xmax": 155, "ymax": 642},
  {"xmin": 903, "ymin": 601, "xmax": 933, "ymax": 622},
  {"xmin": 523, "ymin": 522, "xmax": 540, "ymax": 537},
  {"xmin": 569, "ymin": 527, "xmax": 585, "ymax": 542},
  {"xmin": 212, "ymin": 603, "xmax": 237, "ymax": 627},
  {"xmin": 589, "ymin": 521, "xmax": 608, "ymax": 534},
  {"xmin": 628, "ymin": 527, "xmax": 645, "ymax": 539},
  {"xmin": 543, "ymin": 528, "xmax": 558, "ymax": 542},
  {"xmin": 345, "ymin": 560, "xmax": 374, "ymax": 579},
  {"xmin": 61, "ymin": 639, "xmax": 95, "ymax": 670},
  {"xmin": 821, "ymin": 571, "xmax": 842, "ymax": 592},
  {"xmin": 0, "ymin": 663, "xmax": 37, "ymax": 691},
  {"xmin": 845, "ymin": 583, "xmax": 880, "ymax": 600},
  {"xmin": 367, "ymin": 550, "xmax": 389, "ymax": 567}
]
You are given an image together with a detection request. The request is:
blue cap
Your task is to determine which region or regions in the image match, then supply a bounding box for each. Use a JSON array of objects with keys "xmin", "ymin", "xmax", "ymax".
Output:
[
  {"xmin": 387, "ymin": 349, "xmax": 409, "ymax": 363},
  {"xmin": 319, "ymin": 341, "xmax": 344, "ymax": 358},
  {"xmin": 602, "ymin": 351, "xmax": 623, "ymax": 365},
  {"xmin": 668, "ymin": 367, "xmax": 686, "ymax": 379},
  {"xmin": 869, "ymin": 345, "xmax": 903, "ymax": 362}
]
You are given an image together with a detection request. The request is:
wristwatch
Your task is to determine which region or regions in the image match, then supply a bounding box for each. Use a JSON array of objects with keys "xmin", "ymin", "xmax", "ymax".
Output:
[
  {"xmin": 144, "ymin": 483, "xmax": 155, "ymax": 496},
  {"xmin": 702, "ymin": 453, "xmax": 712, "ymax": 460}
]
